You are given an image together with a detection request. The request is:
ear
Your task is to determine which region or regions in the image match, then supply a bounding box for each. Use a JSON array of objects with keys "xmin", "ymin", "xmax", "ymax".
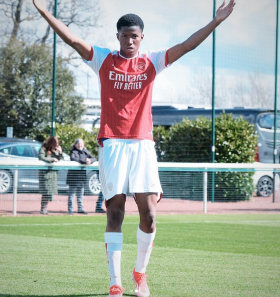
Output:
[
  {"xmin": 116, "ymin": 33, "xmax": 120, "ymax": 41},
  {"xmin": 141, "ymin": 33, "xmax": 144, "ymax": 41}
]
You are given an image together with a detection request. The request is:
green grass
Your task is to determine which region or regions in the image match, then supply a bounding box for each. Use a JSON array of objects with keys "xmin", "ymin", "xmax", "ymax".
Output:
[{"xmin": 0, "ymin": 214, "xmax": 280, "ymax": 297}]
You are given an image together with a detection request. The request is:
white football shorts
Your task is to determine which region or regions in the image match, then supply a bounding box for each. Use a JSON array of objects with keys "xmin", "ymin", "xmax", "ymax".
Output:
[{"xmin": 98, "ymin": 139, "xmax": 162, "ymax": 201}]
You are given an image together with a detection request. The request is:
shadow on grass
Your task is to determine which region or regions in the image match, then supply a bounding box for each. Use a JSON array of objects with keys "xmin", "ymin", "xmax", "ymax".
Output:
[{"xmin": 0, "ymin": 293, "xmax": 135, "ymax": 297}]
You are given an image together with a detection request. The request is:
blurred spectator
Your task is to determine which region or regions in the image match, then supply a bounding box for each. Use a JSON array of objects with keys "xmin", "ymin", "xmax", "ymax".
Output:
[
  {"xmin": 38, "ymin": 136, "xmax": 64, "ymax": 214},
  {"xmin": 96, "ymin": 189, "xmax": 106, "ymax": 213},
  {"xmin": 67, "ymin": 138, "xmax": 96, "ymax": 215}
]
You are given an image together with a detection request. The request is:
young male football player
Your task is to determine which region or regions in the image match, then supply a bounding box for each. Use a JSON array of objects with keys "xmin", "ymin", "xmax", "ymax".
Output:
[{"xmin": 33, "ymin": 1, "xmax": 235, "ymax": 296}]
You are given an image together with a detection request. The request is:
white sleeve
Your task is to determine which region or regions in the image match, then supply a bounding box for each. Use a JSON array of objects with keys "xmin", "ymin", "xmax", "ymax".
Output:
[
  {"xmin": 83, "ymin": 46, "xmax": 111, "ymax": 75},
  {"xmin": 146, "ymin": 49, "xmax": 170, "ymax": 76}
]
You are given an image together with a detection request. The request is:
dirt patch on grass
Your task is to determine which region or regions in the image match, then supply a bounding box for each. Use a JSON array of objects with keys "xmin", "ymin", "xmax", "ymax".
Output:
[{"xmin": 1, "ymin": 193, "xmax": 280, "ymax": 216}]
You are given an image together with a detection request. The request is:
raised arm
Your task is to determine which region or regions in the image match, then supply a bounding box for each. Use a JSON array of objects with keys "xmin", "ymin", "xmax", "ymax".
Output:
[
  {"xmin": 33, "ymin": 0, "xmax": 91, "ymax": 60},
  {"xmin": 167, "ymin": 0, "xmax": 236, "ymax": 64}
]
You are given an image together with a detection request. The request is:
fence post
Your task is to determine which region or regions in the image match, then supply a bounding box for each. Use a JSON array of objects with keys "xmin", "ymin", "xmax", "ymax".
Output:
[
  {"xmin": 51, "ymin": 0, "xmax": 58, "ymax": 136},
  {"xmin": 13, "ymin": 169, "xmax": 18, "ymax": 216},
  {"xmin": 203, "ymin": 171, "xmax": 208, "ymax": 213},
  {"xmin": 211, "ymin": 0, "xmax": 216, "ymax": 203},
  {"xmin": 273, "ymin": 0, "xmax": 279, "ymax": 203}
]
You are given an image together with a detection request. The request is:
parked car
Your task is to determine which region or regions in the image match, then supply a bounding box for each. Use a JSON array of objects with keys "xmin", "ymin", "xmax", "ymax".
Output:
[
  {"xmin": 0, "ymin": 137, "xmax": 101, "ymax": 195},
  {"xmin": 252, "ymin": 162, "xmax": 279, "ymax": 197},
  {"xmin": 1, "ymin": 138, "xmax": 276, "ymax": 198}
]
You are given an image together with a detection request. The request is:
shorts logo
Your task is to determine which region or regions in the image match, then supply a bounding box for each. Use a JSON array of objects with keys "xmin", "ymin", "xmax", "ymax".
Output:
[
  {"xmin": 135, "ymin": 60, "xmax": 146, "ymax": 71},
  {"xmin": 107, "ymin": 182, "xmax": 113, "ymax": 191}
]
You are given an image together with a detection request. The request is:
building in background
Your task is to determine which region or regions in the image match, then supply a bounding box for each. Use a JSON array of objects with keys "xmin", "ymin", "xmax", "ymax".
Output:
[{"xmin": 81, "ymin": 98, "xmax": 101, "ymax": 131}]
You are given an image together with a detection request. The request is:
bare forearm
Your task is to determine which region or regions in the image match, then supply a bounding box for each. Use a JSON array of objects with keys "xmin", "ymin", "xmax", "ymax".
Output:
[
  {"xmin": 168, "ymin": 17, "xmax": 220, "ymax": 64},
  {"xmin": 184, "ymin": 18, "xmax": 220, "ymax": 52},
  {"xmin": 41, "ymin": 10, "xmax": 74, "ymax": 44},
  {"xmin": 40, "ymin": 10, "xmax": 91, "ymax": 59},
  {"xmin": 168, "ymin": 0, "xmax": 235, "ymax": 64}
]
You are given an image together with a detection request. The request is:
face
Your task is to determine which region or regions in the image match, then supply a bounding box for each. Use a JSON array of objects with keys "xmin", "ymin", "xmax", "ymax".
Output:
[
  {"xmin": 75, "ymin": 140, "xmax": 84, "ymax": 150},
  {"xmin": 117, "ymin": 26, "xmax": 144, "ymax": 58}
]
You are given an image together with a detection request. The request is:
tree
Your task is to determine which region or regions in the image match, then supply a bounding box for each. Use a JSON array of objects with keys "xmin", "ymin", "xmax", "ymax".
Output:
[
  {"xmin": 0, "ymin": 40, "xmax": 86, "ymax": 138},
  {"xmin": 0, "ymin": 0, "xmax": 101, "ymax": 45},
  {"xmin": 248, "ymin": 72, "xmax": 273, "ymax": 108},
  {"xmin": 190, "ymin": 69, "xmax": 274, "ymax": 109},
  {"xmin": 37, "ymin": 123, "xmax": 99, "ymax": 157}
]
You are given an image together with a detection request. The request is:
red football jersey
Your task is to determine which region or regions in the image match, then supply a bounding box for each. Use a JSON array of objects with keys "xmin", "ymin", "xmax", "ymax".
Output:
[{"xmin": 85, "ymin": 46, "xmax": 169, "ymax": 140}]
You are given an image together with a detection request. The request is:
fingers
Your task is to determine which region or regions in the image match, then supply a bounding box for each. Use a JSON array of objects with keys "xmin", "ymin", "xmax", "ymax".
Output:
[
  {"xmin": 221, "ymin": 0, "xmax": 235, "ymax": 15},
  {"xmin": 219, "ymin": 0, "xmax": 226, "ymax": 9},
  {"xmin": 228, "ymin": 0, "xmax": 236, "ymax": 9},
  {"xmin": 216, "ymin": 0, "xmax": 235, "ymax": 21},
  {"xmin": 221, "ymin": 0, "xmax": 235, "ymax": 9},
  {"xmin": 228, "ymin": 0, "xmax": 236, "ymax": 13}
]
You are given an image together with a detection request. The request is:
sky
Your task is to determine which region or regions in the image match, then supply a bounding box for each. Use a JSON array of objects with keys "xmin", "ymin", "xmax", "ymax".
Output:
[
  {"xmin": 11, "ymin": 0, "xmax": 278, "ymax": 109},
  {"xmin": 70, "ymin": 0, "xmax": 278, "ymax": 109}
]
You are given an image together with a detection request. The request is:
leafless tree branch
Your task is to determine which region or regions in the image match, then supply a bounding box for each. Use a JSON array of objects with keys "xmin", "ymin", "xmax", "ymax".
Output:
[{"xmin": 0, "ymin": 0, "xmax": 102, "ymax": 47}]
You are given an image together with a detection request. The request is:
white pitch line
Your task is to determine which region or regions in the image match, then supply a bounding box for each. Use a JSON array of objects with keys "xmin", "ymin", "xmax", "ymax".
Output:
[
  {"xmin": 0, "ymin": 223, "xmax": 104, "ymax": 227},
  {"xmin": 0, "ymin": 220, "xmax": 280, "ymax": 227}
]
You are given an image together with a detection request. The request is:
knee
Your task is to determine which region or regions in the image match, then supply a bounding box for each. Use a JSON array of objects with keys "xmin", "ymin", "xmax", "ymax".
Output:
[
  {"xmin": 140, "ymin": 210, "xmax": 156, "ymax": 232},
  {"xmin": 107, "ymin": 207, "xmax": 124, "ymax": 231}
]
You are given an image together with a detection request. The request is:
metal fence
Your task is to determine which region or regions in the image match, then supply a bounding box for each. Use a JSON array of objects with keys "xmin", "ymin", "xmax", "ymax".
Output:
[
  {"xmin": 1, "ymin": 159, "xmax": 280, "ymax": 216},
  {"xmin": 1, "ymin": 0, "xmax": 280, "ymax": 162}
]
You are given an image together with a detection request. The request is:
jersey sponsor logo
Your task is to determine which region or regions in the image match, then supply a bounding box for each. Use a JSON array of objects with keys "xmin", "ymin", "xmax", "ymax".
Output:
[
  {"xmin": 114, "ymin": 81, "xmax": 142, "ymax": 90},
  {"xmin": 109, "ymin": 71, "xmax": 147, "ymax": 90},
  {"xmin": 109, "ymin": 71, "xmax": 147, "ymax": 82}
]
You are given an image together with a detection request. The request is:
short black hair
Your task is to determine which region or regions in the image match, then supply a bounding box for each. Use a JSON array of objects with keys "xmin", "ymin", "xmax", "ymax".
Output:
[{"xmin": 116, "ymin": 14, "xmax": 144, "ymax": 32}]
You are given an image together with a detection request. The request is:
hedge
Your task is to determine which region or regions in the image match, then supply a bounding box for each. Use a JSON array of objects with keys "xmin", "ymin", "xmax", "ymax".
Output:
[
  {"xmin": 153, "ymin": 113, "xmax": 258, "ymax": 201},
  {"xmin": 32, "ymin": 113, "xmax": 258, "ymax": 201},
  {"xmin": 33, "ymin": 123, "xmax": 99, "ymax": 158}
]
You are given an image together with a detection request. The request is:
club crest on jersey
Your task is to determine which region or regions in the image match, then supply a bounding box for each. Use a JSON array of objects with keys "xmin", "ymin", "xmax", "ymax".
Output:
[{"xmin": 135, "ymin": 60, "xmax": 146, "ymax": 71}]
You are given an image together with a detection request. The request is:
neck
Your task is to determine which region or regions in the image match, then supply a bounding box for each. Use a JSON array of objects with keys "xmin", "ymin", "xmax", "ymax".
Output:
[{"xmin": 119, "ymin": 50, "xmax": 138, "ymax": 59}]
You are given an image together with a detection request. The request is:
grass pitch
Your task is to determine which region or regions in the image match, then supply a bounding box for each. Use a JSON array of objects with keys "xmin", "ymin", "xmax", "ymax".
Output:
[{"xmin": 0, "ymin": 214, "xmax": 279, "ymax": 297}]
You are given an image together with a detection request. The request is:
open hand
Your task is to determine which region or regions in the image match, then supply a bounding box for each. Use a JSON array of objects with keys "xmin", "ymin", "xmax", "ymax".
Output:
[
  {"xmin": 216, "ymin": 0, "xmax": 236, "ymax": 23},
  {"xmin": 33, "ymin": 0, "xmax": 47, "ymax": 15}
]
